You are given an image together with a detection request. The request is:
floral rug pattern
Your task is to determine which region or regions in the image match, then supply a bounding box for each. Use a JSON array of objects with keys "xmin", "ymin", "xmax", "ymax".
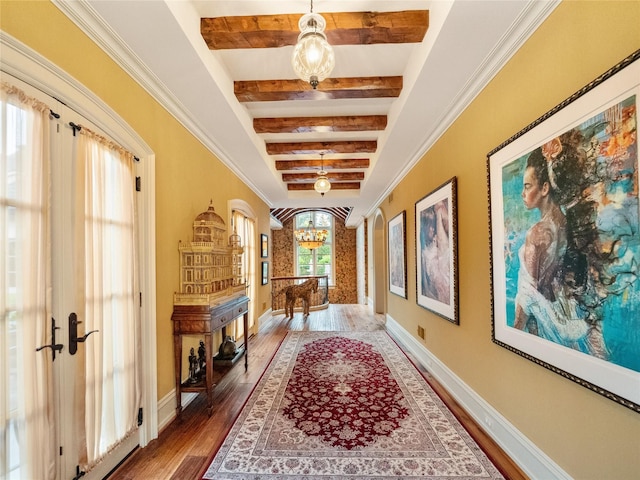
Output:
[{"xmin": 203, "ymin": 331, "xmax": 504, "ymax": 479}]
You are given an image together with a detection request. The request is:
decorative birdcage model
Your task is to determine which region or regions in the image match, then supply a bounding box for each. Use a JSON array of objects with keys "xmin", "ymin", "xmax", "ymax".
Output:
[{"xmin": 174, "ymin": 201, "xmax": 245, "ymax": 306}]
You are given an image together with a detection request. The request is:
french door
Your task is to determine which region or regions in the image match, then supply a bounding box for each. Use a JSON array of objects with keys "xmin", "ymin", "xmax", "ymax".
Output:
[{"xmin": 1, "ymin": 75, "xmax": 142, "ymax": 479}]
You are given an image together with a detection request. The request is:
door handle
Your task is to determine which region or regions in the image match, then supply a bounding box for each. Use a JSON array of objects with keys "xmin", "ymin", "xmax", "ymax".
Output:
[
  {"xmin": 35, "ymin": 317, "xmax": 64, "ymax": 361},
  {"xmin": 68, "ymin": 312, "xmax": 99, "ymax": 355}
]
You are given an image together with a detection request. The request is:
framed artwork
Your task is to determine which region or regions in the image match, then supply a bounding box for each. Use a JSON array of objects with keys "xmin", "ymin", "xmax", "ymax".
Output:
[
  {"xmin": 260, "ymin": 234, "xmax": 268, "ymax": 258},
  {"xmin": 415, "ymin": 177, "xmax": 458, "ymax": 323},
  {"xmin": 388, "ymin": 211, "xmax": 407, "ymax": 298},
  {"xmin": 261, "ymin": 261, "xmax": 269, "ymax": 285},
  {"xmin": 487, "ymin": 50, "xmax": 640, "ymax": 413}
]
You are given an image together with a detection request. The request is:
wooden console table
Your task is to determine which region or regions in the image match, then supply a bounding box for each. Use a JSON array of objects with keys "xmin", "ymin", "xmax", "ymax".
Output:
[{"xmin": 172, "ymin": 295, "xmax": 249, "ymax": 416}]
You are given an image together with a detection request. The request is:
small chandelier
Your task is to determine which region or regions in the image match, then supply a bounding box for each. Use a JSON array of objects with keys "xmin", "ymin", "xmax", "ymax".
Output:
[
  {"xmin": 291, "ymin": 0, "xmax": 335, "ymax": 89},
  {"xmin": 295, "ymin": 220, "xmax": 328, "ymax": 250},
  {"xmin": 314, "ymin": 153, "xmax": 331, "ymax": 196}
]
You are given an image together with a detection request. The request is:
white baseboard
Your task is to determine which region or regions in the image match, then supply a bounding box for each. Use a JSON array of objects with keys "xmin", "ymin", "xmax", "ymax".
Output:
[
  {"xmin": 385, "ymin": 314, "xmax": 570, "ymax": 480},
  {"xmin": 157, "ymin": 389, "xmax": 199, "ymax": 433}
]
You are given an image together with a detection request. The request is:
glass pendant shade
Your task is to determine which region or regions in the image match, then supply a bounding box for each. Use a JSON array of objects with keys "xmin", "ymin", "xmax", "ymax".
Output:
[
  {"xmin": 314, "ymin": 172, "xmax": 331, "ymax": 196},
  {"xmin": 291, "ymin": 12, "xmax": 335, "ymax": 89}
]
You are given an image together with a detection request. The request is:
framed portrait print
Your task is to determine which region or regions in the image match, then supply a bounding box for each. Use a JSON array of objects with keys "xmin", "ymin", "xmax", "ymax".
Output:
[
  {"xmin": 388, "ymin": 211, "xmax": 407, "ymax": 298},
  {"xmin": 487, "ymin": 50, "xmax": 640, "ymax": 412},
  {"xmin": 260, "ymin": 234, "xmax": 268, "ymax": 258},
  {"xmin": 415, "ymin": 177, "xmax": 458, "ymax": 323},
  {"xmin": 261, "ymin": 261, "xmax": 269, "ymax": 285}
]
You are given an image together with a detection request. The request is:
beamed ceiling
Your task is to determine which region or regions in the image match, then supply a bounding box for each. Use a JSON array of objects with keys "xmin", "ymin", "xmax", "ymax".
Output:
[
  {"xmin": 58, "ymin": 1, "xmax": 557, "ymax": 227},
  {"xmin": 201, "ymin": 9, "xmax": 428, "ymax": 224}
]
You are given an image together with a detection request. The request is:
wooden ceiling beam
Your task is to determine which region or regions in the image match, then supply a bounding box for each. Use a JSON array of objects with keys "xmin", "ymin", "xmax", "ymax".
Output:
[
  {"xmin": 235, "ymin": 76, "xmax": 402, "ymax": 102},
  {"xmin": 275, "ymin": 159, "xmax": 370, "ymax": 170},
  {"xmin": 267, "ymin": 141, "xmax": 376, "ymax": 155},
  {"xmin": 271, "ymin": 208, "xmax": 299, "ymax": 224},
  {"xmin": 282, "ymin": 172, "xmax": 365, "ymax": 183},
  {"xmin": 288, "ymin": 182, "xmax": 360, "ymax": 191},
  {"xmin": 254, "ymin": 115, "xmax": 387, "ymax": 134},
  {"xmin": 201, "ymin": 11, "xmax": 429, "ymax": 50}
]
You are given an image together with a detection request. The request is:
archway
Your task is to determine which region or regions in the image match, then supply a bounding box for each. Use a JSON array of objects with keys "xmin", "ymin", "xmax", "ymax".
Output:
[{"xmin": 373, "ymin": 210, "xmax": 386, "ymax": 315}]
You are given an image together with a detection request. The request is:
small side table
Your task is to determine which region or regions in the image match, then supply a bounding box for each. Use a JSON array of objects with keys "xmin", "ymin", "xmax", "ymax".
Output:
[{"xmin": 172, "ymin": 295, "xmax": 249, "ymax": 416}]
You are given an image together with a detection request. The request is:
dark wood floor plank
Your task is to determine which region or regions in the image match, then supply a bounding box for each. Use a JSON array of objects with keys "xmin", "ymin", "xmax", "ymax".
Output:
[
  {"xmin": 169, "ymin": 456, "xmax": 206, "ymax": 480},
  {"xmin": 107, "ymin": 304, "xmax": 527, "ymax": 480}
]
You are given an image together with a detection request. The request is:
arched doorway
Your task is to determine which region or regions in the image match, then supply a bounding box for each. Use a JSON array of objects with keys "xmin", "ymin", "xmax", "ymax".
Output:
[{"xmin": 372, "ymin": 210, "xmax": 386, "ymax": 315}]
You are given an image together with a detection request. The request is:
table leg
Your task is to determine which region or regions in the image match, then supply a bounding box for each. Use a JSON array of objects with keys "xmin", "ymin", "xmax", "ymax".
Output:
[
  {"xmin": 205, "ymin": 332, "xmax": 213, "ymax": 416},
  {"xmin": 244, "ymin": 312, "xmax": 249, "ymax": 372},
  {"xmin": 174, "ymin": 334, "xmax": 183, "ymax": 417}
]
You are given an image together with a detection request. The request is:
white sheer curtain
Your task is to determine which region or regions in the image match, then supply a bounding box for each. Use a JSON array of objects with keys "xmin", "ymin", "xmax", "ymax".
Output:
[
  {"xmin": 0, "ymin": 83, "xmax": 55, "ymax": 479},
  {"xmin": 74, "ymin": 127, "xmax": 141, "ymax": 469}
]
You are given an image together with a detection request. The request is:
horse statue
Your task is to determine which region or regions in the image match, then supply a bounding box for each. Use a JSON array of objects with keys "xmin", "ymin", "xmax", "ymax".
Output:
[{"xmin": 276, "ymin": 277, "xmax": 319, "ymax": 319}]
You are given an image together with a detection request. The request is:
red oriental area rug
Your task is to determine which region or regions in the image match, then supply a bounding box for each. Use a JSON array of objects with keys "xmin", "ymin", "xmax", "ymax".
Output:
[{"xmin": 202, "ymin": 331, "xmax": 504, "ymax": 479}]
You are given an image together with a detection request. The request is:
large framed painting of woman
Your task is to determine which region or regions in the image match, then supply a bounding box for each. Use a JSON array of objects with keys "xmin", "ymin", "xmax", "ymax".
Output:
[
  {"xmin": 388, "ymin": 211, "xmax": 407, "ymax": 299},
  {"xmin": 415, "ymin": 177, "xmax": 459, "ymax": 324},
  {"xmin": 487, "ymin": 49, "xmax": 640, "ymax": 413}
]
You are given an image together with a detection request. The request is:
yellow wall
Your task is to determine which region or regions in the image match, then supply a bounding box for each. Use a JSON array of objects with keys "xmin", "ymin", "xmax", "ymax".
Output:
[
  {"xmin": 379, "ymin": 2, "xmax": 640, "ymax": 479},
  {"xmin": 1, "ymin": 0, "xmax": 272, "ymax": 399}
]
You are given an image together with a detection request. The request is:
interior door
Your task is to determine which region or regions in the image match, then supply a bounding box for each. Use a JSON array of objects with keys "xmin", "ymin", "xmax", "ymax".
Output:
[{"xmin": 1, "ymin": 74, "xmax": 141, "ymax": 480}]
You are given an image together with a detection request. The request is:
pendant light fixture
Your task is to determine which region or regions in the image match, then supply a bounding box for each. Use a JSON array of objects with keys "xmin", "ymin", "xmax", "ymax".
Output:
[
  {"xmin": 295, "ymin": 220, "xmax": 329, "ymax": 249},
  {"xmin": 291, "ymin": 0, "xmax": 335, "ymax": 89},
  {"xmin": 314, "ymin": 153, "xmax": 331, "ymax": 196}
]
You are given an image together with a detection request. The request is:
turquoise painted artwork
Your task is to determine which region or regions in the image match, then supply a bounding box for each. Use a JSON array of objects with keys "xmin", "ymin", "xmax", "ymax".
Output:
[{"xmin": 501, "ymin": 95, "xmax": 639, "ymax": 373}]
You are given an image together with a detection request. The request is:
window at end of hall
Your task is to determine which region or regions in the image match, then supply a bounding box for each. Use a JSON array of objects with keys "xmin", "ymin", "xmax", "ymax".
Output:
[{"xmin": 295, "ymin": 211, "xmax": 333, "ymax": 285}]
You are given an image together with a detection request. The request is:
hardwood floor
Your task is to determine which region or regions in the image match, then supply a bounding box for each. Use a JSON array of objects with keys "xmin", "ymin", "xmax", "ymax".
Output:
[{"xmin": 108, "ymin": 304, "xmax": 527, "ymax": 480}]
